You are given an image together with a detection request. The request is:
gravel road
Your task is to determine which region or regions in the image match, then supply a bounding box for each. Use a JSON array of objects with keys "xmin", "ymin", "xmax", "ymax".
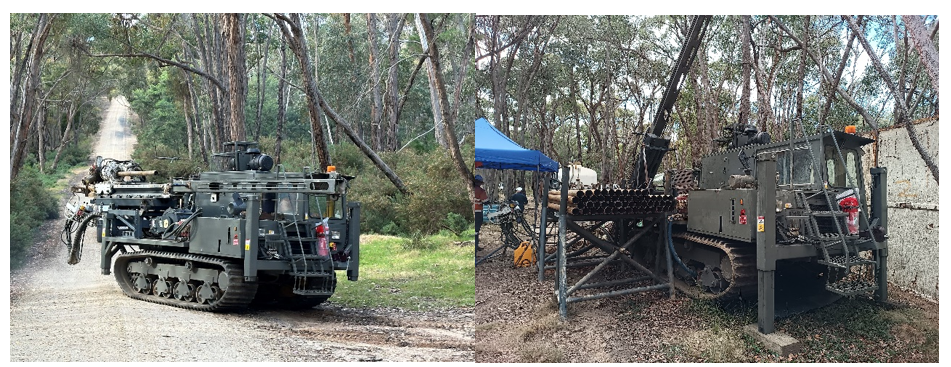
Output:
[{"xmin": 9, "ymin": 97, "xmax": 473, "ymax": 362}]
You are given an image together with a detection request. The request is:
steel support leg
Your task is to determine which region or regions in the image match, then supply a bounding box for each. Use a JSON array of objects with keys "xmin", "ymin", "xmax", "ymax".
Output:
[
  {"xmin": 876, "ymin": 248, "xmax": 888, "ymax": 302},
  {"xmin": 557, "ymin": 168, "xmax": 569, "ymax": 319},
  {"xmin": 757, "ymin": 270, "xmax": 776, "ymax": 334},
  {"xmin": 100, "ymin": 215, "xmax": 113, "ymax": 275},
  {"xmin": 243, "ymin": 194, "xmax": 260, "ymax": 282},
  {"xmin": 538, "ymin": 175, "xmax": 549, "ymax": 282},
  {"xmin": 664, "ymin": 216, "xmax": 675, "ymax": 299},
  {"xmin": 756, "ymin": 153, "xmax": 778, "ymax": 334},
  {"xmin": 870, "ymin": 167, "xmax": 889, "ymax": 303}
]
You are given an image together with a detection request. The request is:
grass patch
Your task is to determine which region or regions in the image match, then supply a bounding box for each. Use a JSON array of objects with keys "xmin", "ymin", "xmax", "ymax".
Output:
[{"xmin": 330, "ymin": 233, "xmax": 474, "ymax": 310}]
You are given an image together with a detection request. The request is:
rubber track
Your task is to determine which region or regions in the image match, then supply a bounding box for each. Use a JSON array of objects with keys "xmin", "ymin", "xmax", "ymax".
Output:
[
  {"xmin": 114, "ymin": 250, "xmax": 259, "ymax": 312},
  {"xmin": 670, "ymin": 232, "xmax": 758, "ymax": 300}
]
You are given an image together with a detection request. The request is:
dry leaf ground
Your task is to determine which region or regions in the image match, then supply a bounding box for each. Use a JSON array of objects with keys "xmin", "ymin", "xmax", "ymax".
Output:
[{"xmin": 475, "ymin": 202, "xmax": 938, "ymax": 363}]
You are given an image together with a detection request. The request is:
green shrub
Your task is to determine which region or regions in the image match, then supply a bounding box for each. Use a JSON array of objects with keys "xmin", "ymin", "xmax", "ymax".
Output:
[
  {"xmin": 402, "ymin": 231, "xmax": 439, "ymax": 251},
  {"xmin": 380, "ymin": 221, "xmax": 400, "ymax": 235},
  {"xmin": 10, "ymin": 165, "xmax": 61, "ymax": 267},
  {"xmin": 441, "ymin": 212, "xmax": 469, "ymax": 237}
]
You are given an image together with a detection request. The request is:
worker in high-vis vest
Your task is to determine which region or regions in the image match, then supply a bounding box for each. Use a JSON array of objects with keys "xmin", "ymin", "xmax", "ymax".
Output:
[{"xmin": 473, "ymin": 174, "xmax": 488, "ymax": 252}]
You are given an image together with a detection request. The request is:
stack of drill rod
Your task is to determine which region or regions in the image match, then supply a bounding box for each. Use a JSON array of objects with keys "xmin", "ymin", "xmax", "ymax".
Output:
[{"xmin": 547, "ymin": 189, "xmax": 677, "ymax": 216}]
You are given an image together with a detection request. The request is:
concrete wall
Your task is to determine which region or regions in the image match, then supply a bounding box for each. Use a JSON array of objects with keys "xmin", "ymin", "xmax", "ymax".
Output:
[{"xmin": 861, "ymin": 118, "xmax": 939, "ymax": 301}]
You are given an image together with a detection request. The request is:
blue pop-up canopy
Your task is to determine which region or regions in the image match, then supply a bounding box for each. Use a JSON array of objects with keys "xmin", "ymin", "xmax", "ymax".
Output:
[{"xmin": 474, "ymin": 117, "xmax": 558, "ymax": 172}]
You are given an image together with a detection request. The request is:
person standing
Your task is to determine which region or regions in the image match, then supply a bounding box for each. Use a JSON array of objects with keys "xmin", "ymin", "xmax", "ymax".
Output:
[
  {"xmin": 473, "ymin": 175, "xmax": 489, "ymax": 251},
  {"xmin": 509, "ymin": 187, "xmax": 528, "ymax": 210}
]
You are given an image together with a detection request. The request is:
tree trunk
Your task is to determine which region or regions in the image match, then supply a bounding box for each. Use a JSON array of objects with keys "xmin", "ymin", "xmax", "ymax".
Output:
[
  {"xmin": 844, "ymin": 15, "xmax": 938, "ymax": 183},
  {"xmin": 819, "ymin": 21, "xmax": 857, "ymax": 126},
  {"xmin": 11, "ymin": 13, "xmax": 54, "ymax": 180},
  {"xmin": 182, "ymin": 69, "xmax": 208, "ymax": 163},
  {"xmin": 51, "ymin": 100, "xmax": 79, "ymax": 171},
  {"xmin": 770, "ymin": 17, "xmax": 880, "ymax": 130},
  {"xmin": 904, "ymin": 22, "xmax": 939, "ymax": 118},
  {"xmin": 254, "ymin": 21, "xmax": 273, "ymax": 141},
  {"xmin": 695, "ymin": 43, "xmax": 715, "ymax": 155},
  {"xmin": 901, "ymin": 15, "xmax": 939, "ymax": 99},
  {"xmin": 738, "ymin": 15, "xmax": 752, "ymax": 127},
  {"xmin": 183, "ymin": 98, "xmax": 194, "ymax": 159},
  {"xmin": 271, "ymin": 14, "xmax": 333, "ymax": 170},
  {"xmin": 37, "ymin": 103, "xmax": 47, "ymax": 173},
  {"xmin": 384, "ymin": 14, "xmax": 405, "ymax": 151},
  {"xmin": 795, "ymin": 16, "xmax": 809, "ymax": 129},
  {"xmin": 416, "ymin": 16, "xmax": 448, "ymax": 148},
  {"xmin": 569, "ymin": 69, "xmax": 583, "ymax": 162},
  {"xmin": 192, "ymin": 14, "xmax": 223, "ymax": 151},
  {"xmin": 10, "ymin": 14, "xmax": 28, "ymax": 129},
  {"xmin": 751, "ymin": 37, "xmax": 779, "ymax": 135},
  {"xmin": 342, "ymin": 13, "xmax": 361, "ymax": 139},
  {"xmin": 274, "ymin": 37, "xmax": 288, "ymax": 164},
  {"xmin": 416, "ymin": 13, "xmax": 474, "ymax": 201},
  {"xmin": 211, "ymin": 15, "xmax": 230, "ymax": 145},
  {"xmin": 222, "ymin": 13, "xmax": 247, "ymax": 142},
  {"xmin": 367, "ymin": 14, "xmax": 384, "ymax": 151}
]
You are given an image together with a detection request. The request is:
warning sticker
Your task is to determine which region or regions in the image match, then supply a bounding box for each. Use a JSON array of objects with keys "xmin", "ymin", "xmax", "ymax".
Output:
[
  {"xmin": 757, "ymin": 216, "xmax": 765, "ymax": 232},
  {"xmin": 245, "ymin": 239, "xmax": 251, "ymax": 251}
]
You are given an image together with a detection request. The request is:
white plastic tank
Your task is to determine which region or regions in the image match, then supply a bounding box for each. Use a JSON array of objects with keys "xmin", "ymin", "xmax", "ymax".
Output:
[{"xmin": 558, "ymin": 164, "xmax": 598, "ymax": 189}]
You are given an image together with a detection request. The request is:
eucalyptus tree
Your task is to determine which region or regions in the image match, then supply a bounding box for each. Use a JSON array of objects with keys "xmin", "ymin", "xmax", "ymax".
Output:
[
  {"xmin": 475, "ymin": 15, "xmax": 938, "ymax": 189},
  {"xmin": 844, "ymin": 15, "xmax": 938, "ymax": 183},
  {"xmin": 269, "ymin": 13, "xmax": 408, "ymax": 194},
  {"xmin": 10, "ymin": 13, "xmax": 55, "ymax": 179},
  {"xmin": 901, "ymin": 15, "xmax": 939, "ymax": 98},
  {"xmin": 415, "ymin": 13, "xmax": 476, "ymax": 199}
]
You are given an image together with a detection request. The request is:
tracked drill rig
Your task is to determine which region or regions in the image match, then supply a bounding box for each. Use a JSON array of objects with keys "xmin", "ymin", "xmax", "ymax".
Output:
[
  {"xmin": 541, "ymin": 15, "xmax": 888, "ymax": 332},
  {"xmin": 623, "ymin": 15, "xmax": 889, "ymax": 333},
  {"xmin": 63, "ymin": 142, "xmax": 361, "ymax": 311}
]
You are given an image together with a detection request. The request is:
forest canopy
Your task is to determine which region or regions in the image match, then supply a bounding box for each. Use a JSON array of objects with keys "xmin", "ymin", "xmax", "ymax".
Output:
[
  {"xmin": 10, "ymin": 13, "xmax": 477, "ymax": 237},
  {"xmin": 474, "ymin": 15, "xmax": 939, "ymax": 189}
]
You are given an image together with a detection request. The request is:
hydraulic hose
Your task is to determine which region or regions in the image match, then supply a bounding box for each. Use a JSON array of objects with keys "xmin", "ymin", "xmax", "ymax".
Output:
[
  {"xmin": 162, "ymin": 209, "xmax": 202, "ymax": 239},
  {"xmin": 69, "ymin": 213, "xmax": 100, "ymax": 265},
  {"xmin": 667, "ymin": 216, "xmax": 697, "ymax": 278}
]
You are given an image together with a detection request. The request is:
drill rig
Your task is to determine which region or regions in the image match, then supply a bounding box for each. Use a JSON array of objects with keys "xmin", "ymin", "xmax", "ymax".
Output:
[
  {"xmin": 63, "ymin": 142, "xmax": 361, "ymax": 311},
  {"xmin": 543, "ymin": 16, "xmax": 889, "ymax": 333},
  {"xmin": 624, "ymin": 16, "xmax": 890, "ymax": 332}
]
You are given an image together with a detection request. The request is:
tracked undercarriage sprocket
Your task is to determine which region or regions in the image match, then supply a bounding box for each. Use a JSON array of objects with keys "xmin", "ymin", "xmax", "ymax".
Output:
[
  {"xmin": 669, "ymin": 232, "xmax": 757, "ymax": 300},
  {"xmin": 114, "ymin": 250, "xmax": 259, "ymax": 312}
]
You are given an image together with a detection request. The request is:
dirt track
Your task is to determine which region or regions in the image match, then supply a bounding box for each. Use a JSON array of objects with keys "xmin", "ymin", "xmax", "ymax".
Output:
[{"xmin": 8, "ymin": 97, "xmax": 473, "ymax": 362}]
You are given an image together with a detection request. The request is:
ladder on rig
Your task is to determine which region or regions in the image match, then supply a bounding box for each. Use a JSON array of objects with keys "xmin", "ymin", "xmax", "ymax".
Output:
[
  {"xmin": 794, "ymin": 121, "xmax": 878, "ymax": 297},
  {"xmin": 271, "ymin": 223, "xmax": 334, "ymax": 295}
]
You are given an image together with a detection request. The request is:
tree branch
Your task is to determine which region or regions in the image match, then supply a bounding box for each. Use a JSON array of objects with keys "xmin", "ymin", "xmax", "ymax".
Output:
[
  {"xmin": 81, "ymin": 48, "xmax": 225, "ymax": 92},
  {"xmin": 769, "ymin": 16, "xmax": 880, "ymax": 130},
  {"xmin": 844, "ymin": 15, "xmax": 938, "ymax": 183}
]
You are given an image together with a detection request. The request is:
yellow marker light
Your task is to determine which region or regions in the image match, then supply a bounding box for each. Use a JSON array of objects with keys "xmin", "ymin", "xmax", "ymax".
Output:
[
  {"xmin": 844, "ymin": 125, "xmax": 857, "ymax": 134},
  {"xmin": 327, "ymin": 165, "xmax": 337, "ymax": 172}
]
